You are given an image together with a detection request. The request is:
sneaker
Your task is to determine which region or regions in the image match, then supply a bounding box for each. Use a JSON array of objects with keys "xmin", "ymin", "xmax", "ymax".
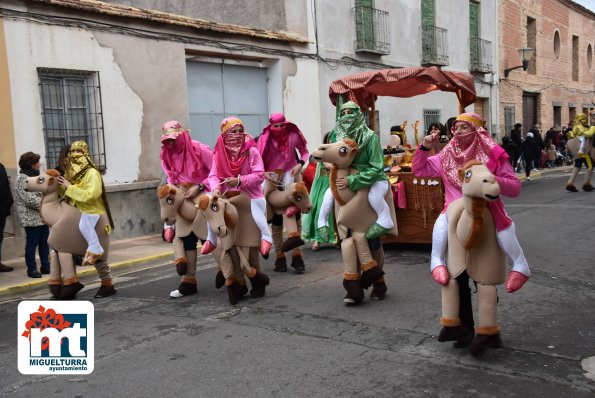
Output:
[
  {"xmin": 0, "ymin": 262, "xmax": 13, "ymax": 272},
  {"xmin": 526, "ymin": 177, "xmax": 531, "ymax": 181}
]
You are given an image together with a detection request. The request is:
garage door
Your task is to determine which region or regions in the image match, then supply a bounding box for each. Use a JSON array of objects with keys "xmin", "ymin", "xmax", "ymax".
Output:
[{"xmin": 186, "ymin": 61, "xmax": 270, "ymax": 148}]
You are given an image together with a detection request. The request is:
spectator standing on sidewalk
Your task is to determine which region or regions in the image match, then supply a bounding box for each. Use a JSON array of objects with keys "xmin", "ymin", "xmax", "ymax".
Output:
[
  {"xmin": 14, "ymin": 152, "xmax": 50, "ymax": 278},
  {"xmin": 521, "ymin": 132, "xmax": 540, "ymax": 180},
  {"xmin": 547, "ymin": 144, "xmax": 557, "ymax": 168},
  {"xmin": 531, "ymin": 125, "xmax": 545, "ymax": 169},
  {"xmin": 0, "ymin": 161, "xmax": 14, "ymax": 272}
]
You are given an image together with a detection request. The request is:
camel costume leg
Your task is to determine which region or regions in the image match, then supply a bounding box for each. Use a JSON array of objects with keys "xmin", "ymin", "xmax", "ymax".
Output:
[
  {"xmin": 341, "ymin": 237, "xmax": 364, "ymax": 305},
  {"xmin": 59, "ymin": 252, "xmax": 84, "ymax": 300},
  {"xmin": 469, "ymin": 283, "xmax": 502, "ymax": 357},
  {"xmin": 220, "ymin": 249, "xmax": 244, "ymax": 305},
  {"xmin": 172, "ymin": 236, "xmax": 188, "ymax": 276},
  {"xmin": 48, "ymin": 250, "xmax": 63, "ymax": 299},
  {"xmin": 582, "ymin": 163, "xmax": 593, "ymax": 191},
  {"xmin": 93, "ymin": 259, "xmax": 116, "ymax": 298},
  {"xmin": 271, "ymin": 221, "xmax": 287, "ymax": 272},
  {"xmin": 565, "ymin": 165, "xmax": 580, "ymax": 191},
  {"xmin": 290, "ymin": 216, "xmax": 305, "ymax": 273},
  {"xmin": 352, "ymin": 231, "xmax": 384, "ymax": 289},
  {"xmin": 170, "ymin": 233, "xmax": 199, "ymax": 298},
  {"xmin": 369, "ymin": 240, "xmax": 387, "ymax": 300},
  {"xmin": 437, "ymin": 278, "xmax": 474, "ymax": 347},
  {"xmin": 246, "ymin": 247, "xmax": 269, "ymax": 298}
]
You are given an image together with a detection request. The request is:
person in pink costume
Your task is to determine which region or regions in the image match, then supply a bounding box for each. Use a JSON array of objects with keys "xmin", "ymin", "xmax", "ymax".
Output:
[
  {"xmin": 257, "ymin": 112, "xmax": 309, "ymax": 187},
  {"xmin": 160, "ymin": 120, "xmax": 213, "ymax": 196},
  {"xmin": 412, "ymin": 112, "xmax": 530, "ymax": 294},
  {"xmin": 257, "ymin": 113, "xmax": 310, "ymax": 271},
  {"xmin": 202, "ymin": 117, "xmax": 272, "ymax": 258}
]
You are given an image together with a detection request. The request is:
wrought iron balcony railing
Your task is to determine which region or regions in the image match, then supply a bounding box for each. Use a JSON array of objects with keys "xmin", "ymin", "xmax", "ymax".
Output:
[
  {"xmin": 421, "ymin": 25, "xmax": 449, "ymax": 66},
  {"xmin": 353, "ymin": 6, "xmax": 390, "ymax": 55},
  {"xmin": 470, "ymin": 37, "xmax": 492, "ymax": 73}
]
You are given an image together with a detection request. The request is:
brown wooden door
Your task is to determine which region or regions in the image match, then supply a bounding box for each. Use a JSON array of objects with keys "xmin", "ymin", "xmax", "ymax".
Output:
[{"xmin": 523, "ymin": 93, "xmax": 537, "ymax": 136}]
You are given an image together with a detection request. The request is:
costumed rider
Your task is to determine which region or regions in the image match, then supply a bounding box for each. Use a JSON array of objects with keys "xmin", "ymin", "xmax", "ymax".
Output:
[
  {"xmin": 412, "ymin": 112, "xmax": 531, "ymax": 344},
  {"xmin": 202, "ymin": 117, "xmax": 273, "ymax": 258},
  {"xmin": 317, "ymin": 101, "xmax": 394, "ymax": 240},
  {"xmin": 57, "ymin": 140, "xmax": 116, "ymax": 297},
  {"xmin": 160, "ymin": 120, "xmax": 213, "ymax": 296},
  {"xmin": 565, "ymin": 113, "xmax": 595, "ymax": 192},
  {"xmin": 257, "ymin": 112, "xmax": 310, "ymax": 272}
]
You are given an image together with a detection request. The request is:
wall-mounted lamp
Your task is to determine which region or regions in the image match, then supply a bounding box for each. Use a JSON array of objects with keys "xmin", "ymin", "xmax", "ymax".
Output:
[{"xmin": 504, "ymin": 48, "xmax": 535, "ymax": 78}]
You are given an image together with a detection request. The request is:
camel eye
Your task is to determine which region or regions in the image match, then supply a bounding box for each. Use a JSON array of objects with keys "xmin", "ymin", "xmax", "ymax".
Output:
[
  {"xmin": 211, "ymin": 202, "xmax": 219, "ymax": 212},
  {"xmin": 166, "ymin": 196, "xmax": 174, "ymax": 205},
  {"xmin": 38, "ymin": 176, "xmax": 45, "ymax": 184},
  {"xmin": 295, "ymin": 195, "xmax": 302, "ymax": 202},
  {"xmin": 339, "ymin": 147, "xmax": 348, "ymax": 156},
  {"xmin": 465, "ymin": 170, "xmax": 472, "ymax": 179}
]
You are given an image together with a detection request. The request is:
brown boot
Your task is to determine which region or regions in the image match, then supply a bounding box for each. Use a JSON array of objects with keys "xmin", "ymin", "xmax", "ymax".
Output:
[
  {"xmin": 48, "ymin": 279, "xmax": 62, "ymax": 299},
  {"xmin": 469, "ymin": 333, "xmax": 502, "ymax": 357},
  {"xmin": 94, "ymin": 280, "xmax": 117, "ymax": 298},
  {"xmin": 342, "ymin": 279, "xmax": 364, "ymax": 305},
  {"xmin": 177, "ymin": 276, "xmax": 198, "ymax": 296},
  {"xmin": 60, "ymin": 279, "xmax": 84, "ymax": 300},
  {"xmin": 274, "ymin": 255, "xmax": 287, "ymax": 272},
  {"xmin": 360, "ymin": 261, "xmax": 384, "ymax": 289},
  {"xmin": 249, "ymin": 272, "xmax": 270, "ymax": 298},
  {"xmin": 290, "ymin": 254, "xmax": 305, "ymax": 274},
  {"xmin": 370, "ymin": 280, "xmax": 387, "ymax": 300}
]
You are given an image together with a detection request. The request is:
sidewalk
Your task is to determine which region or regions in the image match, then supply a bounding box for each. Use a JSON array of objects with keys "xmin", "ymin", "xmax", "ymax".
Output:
[
  {"xmin": 515, "ymin": 164, "xmax": 573, "ymax": 181},
  {"xmin": 0, "ymin": 234, "xmax": 174, "ymax": 297}
]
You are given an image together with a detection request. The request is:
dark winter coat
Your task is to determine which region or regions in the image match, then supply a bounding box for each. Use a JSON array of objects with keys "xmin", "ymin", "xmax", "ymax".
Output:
[
  {"xmin": 521, "ymin": 136, "xmax": 540, "ymax": 161},
  {"xmin": 0, "ymin": 163, "xmax": 14, "ymax": 217}
]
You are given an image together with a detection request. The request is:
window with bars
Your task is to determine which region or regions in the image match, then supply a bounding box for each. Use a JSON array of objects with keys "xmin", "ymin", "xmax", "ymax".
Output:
[
  {"xmin": 504, "ymin": 106, "xmax": 515, "ymax": 135},
  {"xmin": 354, "ymin": 0, "xmax": 390, "ymax": 55},
  {"xmin": 37, "ymin": 68, "xmax": 106, "ymax": 171},
  {"xmin": 423, "ymin": 109, "xmax": 442, "ymax": 134}
]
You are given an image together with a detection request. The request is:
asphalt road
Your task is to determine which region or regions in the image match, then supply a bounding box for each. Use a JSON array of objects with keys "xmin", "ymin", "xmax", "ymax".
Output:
[{"xmin": 1, "ymin": 169, "xmax": 594, "ymax": 397}]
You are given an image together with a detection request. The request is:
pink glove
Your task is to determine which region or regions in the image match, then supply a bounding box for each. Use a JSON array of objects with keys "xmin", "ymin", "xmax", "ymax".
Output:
[
  {"xmin": 505, "ymin": 271, "xmax": 529, "ymax": 293},
  {"xmin": 431, "ymin": 265, "xmax": 450, "ymax": 286}
]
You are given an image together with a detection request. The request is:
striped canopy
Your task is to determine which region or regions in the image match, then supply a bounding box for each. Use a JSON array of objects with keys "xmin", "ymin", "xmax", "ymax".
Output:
[{"xmin": 329, "ymin": 66, "xmax": 476, "ymax": 109}]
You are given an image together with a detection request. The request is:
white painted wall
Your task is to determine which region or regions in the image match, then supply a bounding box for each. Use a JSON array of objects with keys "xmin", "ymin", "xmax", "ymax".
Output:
[{"xmin": 4, "ymin": 21, "xmax": 142, "ymax": 183}]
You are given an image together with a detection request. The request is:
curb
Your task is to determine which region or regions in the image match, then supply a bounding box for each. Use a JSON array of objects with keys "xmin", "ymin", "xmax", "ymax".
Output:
[{"xmin": 0, "ymin": 251, "xmax": 172, "ymax": 297}]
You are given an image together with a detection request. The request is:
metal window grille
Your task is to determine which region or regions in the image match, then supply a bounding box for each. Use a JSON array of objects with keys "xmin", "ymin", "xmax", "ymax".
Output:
[
  {"xmin": 421, "ymin": 25, "xmax": 449, "ymax": 65},
  {"xmin": 504, "ymin": 107, "xmax": 515, "ymax": 135},
  {"xmin": 423, "ymin": 109, "xmax": 442, "ymax": 133},
  {"xmin": 354, "ymin": 6, "xmax": 390, "ymax": 55},
  {"xmin": 470, "ymin": 38, "xmax": 492, "ymax": 73},
  {"xmin": 37, "ymin": 68, "xmax": 106, "ymax": 171},
  {"xmin": 363, "ymin": 110, "xmax": 380, "ymax": 133}
]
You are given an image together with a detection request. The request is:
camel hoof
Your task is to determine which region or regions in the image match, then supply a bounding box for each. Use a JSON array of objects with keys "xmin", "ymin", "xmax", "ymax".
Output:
[
  {"xmin": 94, "ymin": 284, "xmax": 117, "ymax": 298},
  {"xmin": 177, "ymin": 281, "xmax": 197, "ymax": 296},
  {"xmin": 49, "ymin": 284, "xmax": 62, "ymax": 300},
  {"xmin": 290, "ymin": 255, "xmax": 305, "ymax": 273},
  {"xmin": 59, "ymin": 282, "xmax": 84, "ymax": 300},
  {"xmin": 370, "ymin": 282, "xmax": 387, "ymax": 300},
  {"xmin": 360, "ymin": 266, "xmax": 385, "ymax": 289},
  {"xmin": 469, "ymin": 333, "xmax": 502, "ymax": 357},
  {"xmin": 281, "ymin": 236, "xmax": 305, "ymax": 252},
  {"xmin": 175, "ymin": 260, "xmax": 188, "ymax": 276},
  {"xmin": 274, "ymin": 257, "xmax": 287, "ymax": 272},
  {"xmin": 342, "ymin": 279, "xmax": 364, "ymax": 306},
  {"xmin": 215, "ymin": 270, "xmax": 225, "ymax": 289},
  {"xmin": 249, "ymin": 272, "xmax": 270, "ymax": 298},
  {"xmin": 438, "ymin": 325, "xmax": 474, "ymax": 347}
]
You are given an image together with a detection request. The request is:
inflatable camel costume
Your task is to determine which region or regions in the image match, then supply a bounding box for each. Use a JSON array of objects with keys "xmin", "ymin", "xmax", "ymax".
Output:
[
  {"xmin": 435, "ymin": 161, "xmax": 527, "ymax": 357},
  {"xmin": 565, "ymin": 113, "xmax": 595, "ymax": 192},
  {"xmin": 312, "ymin": 139, "xmax": 397, "ymax": 305},
  {"xmin": 26, "ymin": 169, "xmax": 115, "ymax": 299}
]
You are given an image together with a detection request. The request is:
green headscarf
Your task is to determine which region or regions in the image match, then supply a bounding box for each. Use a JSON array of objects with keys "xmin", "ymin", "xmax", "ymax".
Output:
[{"xmin": 332, "ymin": 101, "xmax": 375, "ymax": 151}]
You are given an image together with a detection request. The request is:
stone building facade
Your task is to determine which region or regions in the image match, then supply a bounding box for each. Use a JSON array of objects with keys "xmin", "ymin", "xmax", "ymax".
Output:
[{"xmin": 499, "ymin": 0, "xmax": 595, "ymax": 138}]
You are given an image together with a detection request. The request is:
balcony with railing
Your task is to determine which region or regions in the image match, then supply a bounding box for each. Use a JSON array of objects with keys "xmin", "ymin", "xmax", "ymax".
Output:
[
  {"xmin": 421, "ymin": 25, "xmax": 449, "ymax": 66},
  {"xmin": 353, "ymin": 6, "xmax": 390, "ymax": 55},
  {"xmin": 470, "ymin": 38, "xmax": 492, "ymax": 73}
]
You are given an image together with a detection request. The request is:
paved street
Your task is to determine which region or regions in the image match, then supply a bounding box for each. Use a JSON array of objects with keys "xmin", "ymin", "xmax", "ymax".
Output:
[{"xmin": 1, "ymin": 169, "xmax": 594, "ymax": 397}]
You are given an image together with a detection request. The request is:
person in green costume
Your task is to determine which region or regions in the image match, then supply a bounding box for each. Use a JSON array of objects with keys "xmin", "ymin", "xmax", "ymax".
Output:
[
  {"xmin": 317, "ymin": 101, "xmax": 394, "ymax": 239},
  {"xmin": 302, "ymin": 133, "xmax": 337, "ymax": 249}
]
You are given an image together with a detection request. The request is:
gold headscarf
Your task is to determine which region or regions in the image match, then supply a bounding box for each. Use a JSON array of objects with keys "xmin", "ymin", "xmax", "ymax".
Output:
[{"xmin": 65, "ymin": 141, "xmax": 97, "ymax": 185}]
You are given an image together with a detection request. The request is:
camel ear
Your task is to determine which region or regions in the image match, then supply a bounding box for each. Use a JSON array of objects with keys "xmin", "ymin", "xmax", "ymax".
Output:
[
  {"xmin": 198, "ymin": 195, "xmax": 209, "ymax": 210},
  {"xmin": 349, "ymin": 147, "xmax": 358, "ymax": 157},
  {"xmin": 224, "ymin": 208, "xmax": 237, "ymax": 229},
  {"xmin": 48, "ymin": 177, "xmax": 55, "ymax": 185}
]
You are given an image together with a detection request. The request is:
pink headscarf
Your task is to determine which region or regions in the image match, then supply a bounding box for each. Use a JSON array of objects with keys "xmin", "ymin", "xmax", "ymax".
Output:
[
  {"xmin": 439, "ymin": 112, "xmax": 497, "ymax": 189},
  {"xmin": 160, "ymin": 120, "xmax": 211, "ymax": 185},
  {"xmin": 214, "ymin": 117, "xmax": 256, "ymax": 178},
  {"xmin": 257, "ymin": 113, "xmax": 307, "ymax": 163}
]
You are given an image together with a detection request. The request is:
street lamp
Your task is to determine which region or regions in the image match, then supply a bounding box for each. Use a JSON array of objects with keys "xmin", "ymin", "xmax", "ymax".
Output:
[{"xmin": 504, "ymin": 48, "xmax": 535, "ymax": 78}]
